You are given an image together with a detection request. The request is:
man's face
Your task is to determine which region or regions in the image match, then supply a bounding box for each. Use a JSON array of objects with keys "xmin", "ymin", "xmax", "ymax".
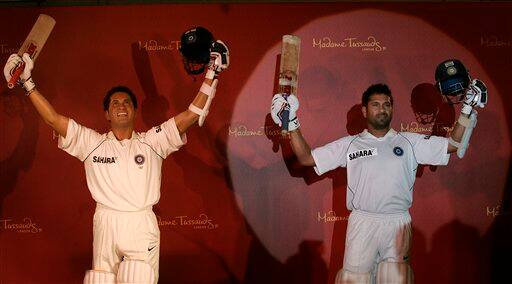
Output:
[
  {"xmin": 105, "ymin": 92, "xmax": 136, "ymax": 128},
  {"xmin": 362, "ymin": 93, "xmax": 393, "ymax": 130}
]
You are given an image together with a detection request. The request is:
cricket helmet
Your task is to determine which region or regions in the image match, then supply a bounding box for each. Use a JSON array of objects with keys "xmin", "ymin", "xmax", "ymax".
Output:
[
  {"xmin": 435, "ymin": 59, "xmax": 471, "ymax": 104},
  {"xmin": 179, "ymin": 26, "xmax": 214, "ymax": 75}
]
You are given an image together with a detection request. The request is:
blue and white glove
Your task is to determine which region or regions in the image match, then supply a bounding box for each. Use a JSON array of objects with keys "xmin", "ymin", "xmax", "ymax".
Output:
[
  {"xmin": 461, "ymin": 79, "xmax": 488, "ymax": 115},
  {"xmin": 271, "ymin": 93, "xmax": 300, "ymax": 131}
]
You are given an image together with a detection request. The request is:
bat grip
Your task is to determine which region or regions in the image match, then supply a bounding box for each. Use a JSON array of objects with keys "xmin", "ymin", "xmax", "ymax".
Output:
[
  {"xmin": 7, "ymin": 62, "xmax": 25, "ymax": 89},
  {"xmin": 281, "ymin": 109, "xmax": 290, "ymax": 133},
  {"xmin": 8, "ymin": 45, "xmax": 37, "ymax": 89},
  {"xmin": 281, "ymin": 94, "xmax": 290, "ymax": 133}
]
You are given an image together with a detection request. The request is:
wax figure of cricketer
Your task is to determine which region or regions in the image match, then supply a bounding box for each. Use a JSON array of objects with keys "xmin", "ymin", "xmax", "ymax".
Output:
[
  {"xmin": 3, "ymin": 32, "xmax": 229, "ymax": 284},
  {"xmin": 270, "ymin": 68, "xmax": 487, "ymax": 283}
]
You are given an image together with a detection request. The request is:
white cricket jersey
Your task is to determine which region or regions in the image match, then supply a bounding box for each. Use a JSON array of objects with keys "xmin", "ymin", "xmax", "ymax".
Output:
[
  {"xmin": 312, "ymin": 129, "xmax": 450, "ymax": 214},
  {"xmin": 59, "ymin": 118, "xmax": 186, "ymax": 212}
]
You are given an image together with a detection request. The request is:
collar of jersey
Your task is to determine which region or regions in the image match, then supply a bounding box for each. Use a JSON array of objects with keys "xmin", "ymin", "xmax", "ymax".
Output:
[
  {"xmin": 360, "ymin": 128, "xmax": 397, "ymax": 140},
  {"xmin": 106, "ymin": 131, "xmax": 139, "ymax": 140}
]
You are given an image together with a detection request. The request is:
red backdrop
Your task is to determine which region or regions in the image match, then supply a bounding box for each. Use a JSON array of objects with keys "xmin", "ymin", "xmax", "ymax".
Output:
[{"xmin": 0, "ymin": 3, "xmax": 511, "ymax": 284}]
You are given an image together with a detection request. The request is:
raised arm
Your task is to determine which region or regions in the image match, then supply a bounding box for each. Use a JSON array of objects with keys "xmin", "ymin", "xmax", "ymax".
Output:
[
  {"xmin": 447, "ymin": 113, "xmax": 467, "ymax": 153},
  {"xmin": 270, "ymin": 93, "xmax": 316, "ymax": 167},
  {"xmin": 4, "ymin": 53, "xmax": 69, "ymax": 137},
  {"xmin": 447, "ymin": 79, "xmax": 487, "ymax": 155},
  {"xmin": 289, "ymin": 129, "xmax": 316, "ymax": 166},
  {"xmin": 174, "ymin": 40, "xmax": 229, "ymax": 135}
]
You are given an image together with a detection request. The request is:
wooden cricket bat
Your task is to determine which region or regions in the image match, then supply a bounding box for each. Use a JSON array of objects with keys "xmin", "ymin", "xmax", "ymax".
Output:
[
  {"xmin": 7, "ymin": 14, "xmax": 56, "ymax": 89},
  {"xmin": 279, "ymin": 35, "xmax": 301, "ymax": 133}
]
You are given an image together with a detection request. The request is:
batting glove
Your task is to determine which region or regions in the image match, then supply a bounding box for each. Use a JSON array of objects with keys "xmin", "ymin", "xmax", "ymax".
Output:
[
  {"xmin": 461, "ymin": 79, "xmax": 488, "ymax": 115},
  {"xmin": 3, "ymin": 53, "xmax": 35, "ymax": 93},
  {"xmin": 271, "ymin": 93, "xmax": 300, "ymax": 131},
  {"xmin": 206, "ymin": 40, "xmax": 229, "ymax": 79}
]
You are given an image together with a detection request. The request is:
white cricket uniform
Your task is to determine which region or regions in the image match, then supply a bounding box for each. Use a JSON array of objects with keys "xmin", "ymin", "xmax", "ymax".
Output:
[
  {"xmin": 58, "ymin": 118, "xmax": 186, "ymax": 281},
  {"xmin": 312, "ymin": 129, "xmax": 449, "ymax": 273}
]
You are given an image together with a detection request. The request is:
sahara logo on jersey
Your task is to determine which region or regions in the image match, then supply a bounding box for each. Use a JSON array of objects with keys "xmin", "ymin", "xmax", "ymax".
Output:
[
  {"xmin": 348, "ymin": 148, "xmax": 378, "ymax": 161},
  {"xmin": 92, "ymin": 156, "xmax": 116, "ymax": 164}
]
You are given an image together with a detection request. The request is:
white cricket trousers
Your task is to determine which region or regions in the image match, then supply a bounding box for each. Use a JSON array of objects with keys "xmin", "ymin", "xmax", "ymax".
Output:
[
  {"xmin": 92, "ymin": 204, "xmax": 160, "ymax": 280},
  {"xmin": 343, "ymin": 210, "xmax": 412, "ymax": 273}
]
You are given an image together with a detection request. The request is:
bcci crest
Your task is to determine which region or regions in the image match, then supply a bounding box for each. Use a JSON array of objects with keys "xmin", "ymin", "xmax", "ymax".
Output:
[{"xmin": 134, "ymin": 154, "xmax": 145, "ymax": 165}]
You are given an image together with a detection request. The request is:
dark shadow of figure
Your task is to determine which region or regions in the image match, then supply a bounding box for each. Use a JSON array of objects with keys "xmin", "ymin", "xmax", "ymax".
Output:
[
  {"xmin": 265, "ymin": 92, "xmax": 366, "ymax": 284},
  {"xmin": 485, "ymin": 167, "xmax": 512, "ymax": 283},
  {"xmin": 427, "ymin": 220, "xmax": 483, "ymax": 284},
  {"xmin": 410, "ymin": 83, "xmax": 455, "ymax": 177},
  {"xmin": 285, "ymin": 240, "xmax": 329, "ymax": 284},
  {"xmin": 213, "ymin": 123, "xmax": 289, "ymax": 283},
  {"xmin": 409, "ymin": 227, "xmax": 428, "ymax": 284},
  {"xmin": 131, "ymin": 40, "xmax": 290, "ymax": 283},
  {"xmin": 0, "ymin": 89, "xmax": 39, "ymax": 224},
  {"xmin": 131, "ymin": 42, "xmax": 170, "ymax": 127},
  {"xmin": 411, "ymin": 83, "xmax": 512, "ymax": 283}
]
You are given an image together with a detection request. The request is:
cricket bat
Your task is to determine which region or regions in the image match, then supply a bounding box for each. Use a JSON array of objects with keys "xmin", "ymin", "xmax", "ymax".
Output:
[
  {"xmin": 278, "ymin": 35, "xmax": 301, "ymax": 133},
  {"xmin": 7, "ymin": 14, "xmax": 56, "ymax": 89}
]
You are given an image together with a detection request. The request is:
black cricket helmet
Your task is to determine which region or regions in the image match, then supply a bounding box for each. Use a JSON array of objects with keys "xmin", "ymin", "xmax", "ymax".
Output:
[
  {"xmin": 179, "ymin": 26, "xmax": 214, "ymax": 75},
  {"xmin": 435, "ymin": 59, "xmax": 470, "ymax": 104}
]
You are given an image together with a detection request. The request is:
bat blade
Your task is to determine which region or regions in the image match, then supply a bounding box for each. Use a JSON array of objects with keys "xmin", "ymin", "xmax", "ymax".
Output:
[
  {"xmin": 278, "ymin": 35, "xmax": 301, "ymax": 133},
  {"xmin": 8, "ymin": 14, "xmax": 56, "ymax": 89}
]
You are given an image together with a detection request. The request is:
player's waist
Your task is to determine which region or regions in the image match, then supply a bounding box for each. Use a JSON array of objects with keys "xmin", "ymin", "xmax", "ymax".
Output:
[
  {"xmin": 351, "ymin": 209, "xmax": 410, "ymax": 220},
  {"xmin": 96, "ymin": 203, "xmax": 153, "ymax": 213}
]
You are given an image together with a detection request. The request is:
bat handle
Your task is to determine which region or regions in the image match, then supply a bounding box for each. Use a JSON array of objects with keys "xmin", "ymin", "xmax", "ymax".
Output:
[
  {"xmin": 281, "ymin": 95, "xmax": 290, "ymax": 134},
  {"xmin": 281, "ymin": 109, "xmax": 290, "ymax": 133},
  {"xmin": 7, "ymin": 62, "xmax": 26, "ymax": 89}
]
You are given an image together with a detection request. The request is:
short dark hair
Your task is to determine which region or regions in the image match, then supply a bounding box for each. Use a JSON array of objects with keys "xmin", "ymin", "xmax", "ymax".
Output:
[
  {"xmin": 362, "ymin": 83, "xmax": 393, "ymax": 106},
  {"xmin": 103, "ymin": 86, "xmax": 138, "ymax": 111}
]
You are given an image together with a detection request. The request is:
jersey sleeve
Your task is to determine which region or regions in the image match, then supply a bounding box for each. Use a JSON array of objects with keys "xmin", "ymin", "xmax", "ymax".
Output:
[
  {"xmin": 58, "ymin": 119, "xmax": 104, "ymax": 162},
  {"xmin": 311, "ymin": 136, "xmax": 353, "ymax": 175},
  {"xmin": 402, "ymin": 132, "xmax": 450, "ymax": 165},
  {"xmin": 141, "ymin": 117, "xmax": 187, "ymax": 159}
]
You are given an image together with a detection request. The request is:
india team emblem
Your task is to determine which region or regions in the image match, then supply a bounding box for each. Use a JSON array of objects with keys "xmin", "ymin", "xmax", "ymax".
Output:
[
  {"xmin": 393, "ymin": 146, "xmax": 404, "ymax": 156},
  {"xmin": 134, "ymin": 154, "xmax": 145, "ymax": 165}
]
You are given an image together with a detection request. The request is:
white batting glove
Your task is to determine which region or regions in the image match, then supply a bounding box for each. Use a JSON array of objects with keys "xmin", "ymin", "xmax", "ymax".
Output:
[
  {"xmin": 206, "ymin": 40, "xmax": 229, "ymax": 79},
  {"xmin": 271, "ymin": 93, "xmax": 300, "ymax": 131},
  {"xmin": 461, "ymin": 79, "xmax": 488, "ymax": 115},
  {"xmin": 3, "ymin": 53, "xmax": 35, "ymax": 93}
]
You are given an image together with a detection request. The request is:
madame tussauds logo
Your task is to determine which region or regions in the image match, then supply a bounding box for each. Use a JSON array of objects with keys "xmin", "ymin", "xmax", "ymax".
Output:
[
  {"xmin": 0, "ymin": 43, "xmax": 18, "ymax": 54},
  {"xmin": 400, "ymin": 121, "xmax": 453, "ymax": 134},
  {"xmin": 157, "ymin": 214, "xmax": 219, "ymax": 230},
  {"xmin": 317, "ymin": 211, "xmax": 348, "ymax": 223},
  {"xmin": 228, "ymin": 124, "xmax": 282, "ymax": 137},
  {"xmin": 138, "ymin": 40, "xmax": 181, "ymax": 52},
  {"xmin": 0, "ymin": 217, "xmax": 43, "ymax": 233},
  {"xmin": 312, "ymin": 36, "xmax": 386, "ymax": 52}
]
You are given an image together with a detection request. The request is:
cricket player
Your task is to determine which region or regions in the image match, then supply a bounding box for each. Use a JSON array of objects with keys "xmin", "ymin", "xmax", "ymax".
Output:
[
  {"xmin": 270, "ymin": 76, "xmax": 487, "ymax": 282},
  {"xmin": 3, "ymin": 36, "xmax": 229, "ymax": 283}
]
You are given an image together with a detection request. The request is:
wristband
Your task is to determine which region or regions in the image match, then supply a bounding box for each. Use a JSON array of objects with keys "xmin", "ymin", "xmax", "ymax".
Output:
[
  {"xmin": 461, "ymin": 103, "xmax": 472, "ymax": 115},
  {"xmin": 23, "ymin": 77, "xmax": 36, "ymax": 93}
]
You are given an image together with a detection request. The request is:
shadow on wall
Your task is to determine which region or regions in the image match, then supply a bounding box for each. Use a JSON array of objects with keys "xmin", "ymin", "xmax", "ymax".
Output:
[
  {"xmin": 410, "ymin": 82, "xmax": 512, "ymax": 283},
  {"xmin": 131, "ymin": 41, "xmax": 292, "ymax": 284},
  {"xmin": 413, "ymin": 221, "xmax": 482, "ymax": 284},
  {"xmin": 0, "ymin": 90, "xmax": 39, "ymax": 225},
  {"xmin": 285, "ymin": 240, "xmax": 329, "ymax": 284},
  {"xmin": 486, "ymin": 169, "xmax": 512, "ymax": 284}
]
